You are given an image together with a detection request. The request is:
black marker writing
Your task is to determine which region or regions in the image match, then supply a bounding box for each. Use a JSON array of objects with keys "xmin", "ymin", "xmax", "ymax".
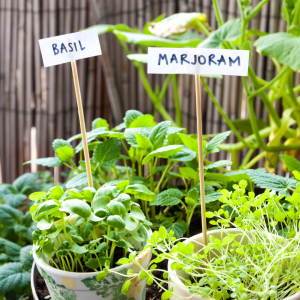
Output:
[
  {"xmin": 209, "ymin": 54, "xmax": 217, "ymax": 65},
  {"xmin": 181, "ymin": 54, "xmax": 190, "ymax": 65},
  {"xmin": 170, "ymin": 54, "xmax": 178, "ymax": 64},
  {"xmin": 229, "ymin": 56, "xmax": 240, "ymax": 66},
  {"xmin": 79, "ymin": 41, "xmax": 85, "ymax": 51},
  {"xmin": 68, "ymin": 43, "xmax": 73, "ymax": 52},
  {"xmin": 52, "ymin": 44, "xmax": 59, "ymax": 55},
  {"xmin": 158, "ymin": 54, "xmax": 168, "ymax": 65}
]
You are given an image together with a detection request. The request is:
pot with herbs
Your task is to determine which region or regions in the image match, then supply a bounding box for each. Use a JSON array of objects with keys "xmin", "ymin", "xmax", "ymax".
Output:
[{"xmin": 30, "ymin": 180, "xmax": 153, "ymax": 300}]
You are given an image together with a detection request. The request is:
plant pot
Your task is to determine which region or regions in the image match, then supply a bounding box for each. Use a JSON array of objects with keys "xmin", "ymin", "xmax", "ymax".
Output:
[
  {"xmin": 33, "ymin": 224, "xmax": 152, "ymax": 300},
  {"xmin": 167, "ymin": 229, "xmax": 300, "ymax": 300}
]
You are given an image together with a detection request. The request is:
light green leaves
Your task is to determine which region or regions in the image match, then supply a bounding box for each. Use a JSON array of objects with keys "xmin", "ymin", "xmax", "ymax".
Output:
[
  {"xmin": 52, "ymin": 139, "xmax": 74, "ymax": 162},
  {"xmin": 204, "ymin": 160, "xmax": 232, "ymax": 170},
  {"xmin": 198, "ymin": 19, "xmax": 242, "ymax": 49},
  {"xmin": 149, "ymin": 121, "xmax": 171, "ymax": 150},
  {"xmin": 127, "ymin": 54, "xmax": 148, "ymax": 64},
  {"xmin": 179, "ymin": 167, "xmax": 197, "ymax": 180},
  {"xmin": 0, "ymin": 262, "xmax": 30, "ymax": 295},
  {"xmin": 178, "ymin": 134, "xmax": 198, "ymax": 152},
  {"xmin": 125, "ymin": 184, "xmax": 156, "ymax": 202},
  {"xmin": 66, "ymin": 172, "xmax": 97, "ymax": 189},
  {"xmin": 121, "ymin": 280, "xmax": 131, "ymax": 295},
  {"xmin": 60, "ymin": 200, "xmax": 91, "ymax": 218},
  {"xmin": 124, "ymin": 110, "xmax": 144, "ymax": 128},
  {"xmin": 130, "ymin": 206, "xmax": 145, "ymax": 221},
  {"xmin": 281, "ymin": 154, "xmax": 300, "ymax": 173},
  {"xmin": 161, "ymin": 220, "xmax": 188, "ymax": 238},
  {"xmin": 142, "ymin": 145, "xmax": 183, "ymax": 164},
  {"xmin": 33, "ymin": 200, "xmax": 60, "ymax": 221},
  {"xmin": 107, "ymin": 215, "xmax": 125, "ymax": 229},
  {"xmin": 255, "ymin": 33, "xmax": 300, "ymax": 71},
  {"xmin": 205, "ymin": 131, "xmax": 231, "ymax": 154},
  {"xmin": 93, "ymin": 138, "xmax": 121, "ymax": 172},
  {"xmin": 150, "ymin": 189, "xmax": 182, "ymax": 206},
  {"xmin": 47, "ymin": 186, "xmax": 64, "ymax": 199},
  {"xmin": 129, "ymin": 114, "xmax": 156, "ymax": 128},
  {"xmin": 135, "ymin": 133, "xmax": 154, "ymax": 152},
  {"xmin": 107, "ymin": 201, "xmax": 126, "ymax": 215},
  {"xmin": 24, "ymin": 157, "xmax": 63, "ymax": 167}
]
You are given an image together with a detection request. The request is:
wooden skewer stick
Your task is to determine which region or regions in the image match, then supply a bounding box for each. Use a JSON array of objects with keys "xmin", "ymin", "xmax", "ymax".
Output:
[
  {"xmin": 70, "ymin": 60, "xmax": 93, "ymax": 188},
  {"xmin": 195, "ymin": 74, "xmax": 208, "ymax": 246}
]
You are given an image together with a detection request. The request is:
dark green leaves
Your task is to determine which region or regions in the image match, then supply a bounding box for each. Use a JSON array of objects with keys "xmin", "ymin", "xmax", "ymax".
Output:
[
  {"xmin": 150, "ymin": 189, "xmax": 182, "ymax": 206},
  {"xmin": 198, "ymin": 19, "xmax": 242, "ymax": 49},
  {"xmin": 107, "ymin": 215, "xmax": 125, "ymax": 229},
  {"xmin": 0, "ymin": 205, "xmax": 23, "ymax": 226},
  {"xmin": 3, "ymin": 194, "xmax": 27, "ymax": 208},
  {"xmin": 255, "ymin": 33, "xmax": 300, "ymax": 71},
  {"xmin": 20, "ymin": 245, "xmax": 33, "ymax": 271},
  {"xmin": 161, "ymin": 220, "xmax": 188, "ymax": 238},
  {"xmin": 93, "ymin": 138, "xmax": 121, "ymax": 172},
  {"xmin": 149, "ymin": 121, "xmax": 171, "ymax": 150},
  {"xmin": 66, "ymin": 172, "xmax": 97, "ymax": 189},
  {"xmin": 12, "ymin": 173, "xmax": 37, "ymax": 195}
]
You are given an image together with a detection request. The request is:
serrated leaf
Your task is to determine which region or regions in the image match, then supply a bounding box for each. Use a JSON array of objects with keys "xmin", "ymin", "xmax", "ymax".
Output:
[
  {"xmin": 124, "ymin": 110, "xmax": 144, "ymax": 128},
  {"xmin": 203, "ymin": 192, "xmax": 222, "ymax": 203},
  {"xmin": 198, "ymin": 19, "xmax": 242, "ymax": 49},
  {"xmin": 150, "ymin": 189, "xmax": 182, "ymax": 206},
  {"xmin": 74, "ymin": 127, "xmax": 107, "ymax": 152},
  {"xmin": 161, "ymin": 220, "xmax": 187, "ymax": 238},
  {"xmin": 129, "ymin": 114, "xmax": 156, "ymax": 128},
  {"xmin": 281, "ymin": 155, "xmax": 300, "ymax": 173},
  {"xmin": 24, "ymin": 157, "xmax": 63, "ymax": 167},
  {"xmin": 56, "ymin": 146, "xmax": 75, "ymax": 162},
  {"xmin": 53, "ymin": 139, "xmax": 72, "ymax": 151},
  {"xmin": 0, "ymin": 262, "xmax": 31, "ymax": 294},
  {"xmin": 3, "ymin": 194, "xmax": 27, "ymax": 208},
  {"xmin": 92, "ymin": 118, "xmax": 109, "ymax": 130},
  {"xmin": 142, "ymin": 145, "xmax": 183, "ymax": 164},
  {"xmin": 205, "ymin": 131, "xmax": 231, "ymax": 154},
  {"xmin": 66, "ymin": 172, "xmax": 94, "ymax": 189},
  {"xmin": 172, "ymin": 147, "xmax": 196, "ymax": 162},
  {"xmin": 204, "ymin": 160, "xmax": 232, "ymax": 170},
  {"xmin": 93, "ymin": 138, "xmax": 121, "ymax": 172},
  {"xmin": 149, "ymin": 121, "xmax": 171, "ymax": 150},
  {"xmin": 135, "ymin": 133, "xmax": 154, "ymax": 153},
  {"xmin": 178, "ymin": 133, "xmax": 198, "ymax": 152},
  {"xmin": 124, "ymin": 127, "xmax": 152, "ymax": 147}
]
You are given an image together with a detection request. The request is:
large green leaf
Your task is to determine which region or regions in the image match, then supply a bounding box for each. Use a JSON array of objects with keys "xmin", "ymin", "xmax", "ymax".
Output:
[
  {"xmin": 161, "ymin": 220, "xmax": 188, "ymax": 238},
  {"xmin": 149, "ymin": 121, "xmax": 171, "ymax": 150},
  {"xmin": 34, "ymin": 200, "xmax": 60, "ymax": 221},
  {"xmin": 0, "ymin": 238, "xmax": 21, "ymax": 261},
  {"xmin": 124, "ymin": 184, "xmax": 156, "ymax": 202},
  {"xmin": 93, "ymin": 138, "xmax": 121, "ymax": 172},
  {"xmin": 255, "ymin": 33, "xmax": 300, "ymax": 71},
  {"xmin": 150, "ymin": 189, "xmax": 182, "ymax": 206},
  {"xmin": 124, "ymin": 127, "xmax": 152, "ymax": 147},
  {"xmin": 178, "ymin": 134, "xmax": 198, "ymax": 152},
  {"xmin": 0, "ymin": 262, "xmax": 30, "ymax": 294},
  {"xmin": 172, "ymin": 147, "xmax": 196, "ymax": 162},
  {"xmin": 232, "ymin": 119, "xmax": 267, "ymax": 135},
  {"xmin": 198, "ymin": 19, "xmax": 242, "ymax": 49},
  {"xmin": 3, "ymin": 194, "xmax": 27, "ymax": 208},
  {"xmin": 135, "ymin": 133, "xmax": 154, "ymax": 153},
  {"xmin": 179, "ymin": 167, "xmax": 197, "ymax": 180},
  {"xmin": 74, "ymin": 127, "xmax": 107, "ymax": 152},
  {"xmin": 61, "ymin": 200, "xmax": 91, "ymax": 218},
  {"xmin": 0, "ymin": 205, "xmax": 23, "ymax": 225},
  {"xmin": 204, "ymin": 160, "xmax": 232, "ymax": 170},
  {"xmin": 205, "ymin": 131, "xmax": 231, "ymax": 154},
  {"xmin": 114, "ymin": 30, "xmax": 202, "ymax": 48},
  {"xmin": 107, "ymin": 215, "xmax": 125, "ymax": 229},
  {"xmin": 281, "ymin": 154, "xmax": 300, "ymax": 173},
  {"xmin": 12, "ymin": 173, "xmax": 37, "ymax": 195},
  {"xmin": 85, "ymin": 24, "xmax": 134, "ymax": 35},
  {"xmin": 53, "ymin": 139, "xmax": 72, "ymax": 151},
  {"xmin": 56, "ymin": 146, "xmax": 75, "ymax": 162},
  {"xmin": 20, "ymin": 245, "xmax": 33, "ymax": 271},
  {"xmin": 142, "ymin": 145, "xmax": 183, "ymax": 164},
  {"xmin": 124, "ymin": 110, "xmax": 144, "ymax": 128},
  {"xmin": 24, "ymin": 157, "xmax": 63, "ymax": 168},
  {"xmin": 129, "ymin": 114, "xmax": 156, "ymax": 128}
]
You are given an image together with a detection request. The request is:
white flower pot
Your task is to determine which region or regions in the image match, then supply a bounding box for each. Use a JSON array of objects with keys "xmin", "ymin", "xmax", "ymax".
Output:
[
  {"xmin": 34, "ymin": 224, "xmax": 152, "ymax": 300},
  {"xmin": 168, "ymin": 229, "xmax": 300, "ymax": 300}
]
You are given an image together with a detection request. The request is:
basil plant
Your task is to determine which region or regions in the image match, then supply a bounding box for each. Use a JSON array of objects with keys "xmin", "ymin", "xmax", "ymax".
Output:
[{"xmin": 30, "ymin": 180, "xmax": 153, "ymax": 275}]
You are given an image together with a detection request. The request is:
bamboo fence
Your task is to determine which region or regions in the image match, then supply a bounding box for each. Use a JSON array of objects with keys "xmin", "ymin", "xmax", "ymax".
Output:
[{"xmin": 0, "ymin": 0, "xmax": 296, "ymax": 183}]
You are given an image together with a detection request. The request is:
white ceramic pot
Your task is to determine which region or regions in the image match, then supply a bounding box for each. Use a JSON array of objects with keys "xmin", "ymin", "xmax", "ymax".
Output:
[
  {"xmin": 168, "ymin": 229, "xmax": 300, "ymax": 300},
  {"xmin": 34, "ymin": 224, "xmax": 152, "ymax": 300}
]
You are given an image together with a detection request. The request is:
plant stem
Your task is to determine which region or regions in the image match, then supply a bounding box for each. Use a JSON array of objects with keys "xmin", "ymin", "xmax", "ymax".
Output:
[
  {"xmin": 212, "ymin": 0, "xmax": 223, "ymax": 27},
  {"xmin": 244, "ymin": 151, "xmax": 266, "ymax": 169},
  {"xmin": 172, "ymin": 74, "xmax": 183, "ymax": 127},
  {"xmin": 196, "ymin": 20, "xmax": 210, "ymax": 37},
  {"xmin": 246, "ymin": 0, "xmax": 270, "ymax": 22},
  {"xmin": 240, "ymin": 148, "xmax": 255, "ymax": 168}
]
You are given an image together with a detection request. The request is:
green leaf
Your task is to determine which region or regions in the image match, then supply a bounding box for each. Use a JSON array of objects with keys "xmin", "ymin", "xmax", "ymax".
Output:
[
  {"xmin": 255, "ymin": 33, "xmax": 300, "ymax": 71},
  {"xmin": 161, "ymin": 289, "xmax": 172, "ymax": 300},
  {"xmin": 107, "ymin": 201, "xmax": 126, "ymax": 215},
  {"xmin": 161, "ymin": 220, "xmax": 188, "ymax": 238},
  {"xmin": 29, "ymin": 192, "xmax": 46, "ymax": 201},
  {"xmin": 114, "ymin": 30, "xmax": 203, "ymax": 48},
  {"xmin": 0, "ymin": 262, "xmax": 30, "ymax": 294},
  {"xmin": 61, "ymin": 200, "xmax": 91, "ymax": 218},
  {"xmin": 70, "ymin": 243, "xmax": 88, "ymax": 254},
  {"xmin": 74, "ymin": 127, "xmax": 107, "ymax": 152},
  {"xmin": 149, "ymin": 121, "xmax": 171, "ymax": 150},
  {"xmin": 20, "ymin": 245, "xmax": 33, "ymax": 271},
  {"xmin": 53, "ymin": 139, "xmax": 72, "ymax": 151},
  {"xmin": 92, "ymin": 118, "xmax": 109, "ymax": 130},
  {"xmin": 34, "ymin": 200, "xmax": 60, "ymax": 221},
  {"xmin": 47, "ymin": 185, "xmax": 64, "ymax": 200},
  {"xmin": 206, "ymin": 131, "xmax": 231, "ymax": 154},
  {"xmin": 178, "ymin": 134, "xmax": 198, "ymax": 152},
  {"xmin": 3, "ymin": 194, "xmax": 27, "ymax": 208},
  {"xmin": 281, "ymin": 155, "xmax": 300, "ymax": 173},
  {"xmin": 37, "ymin": 219, "xmax": 52, "ymax": 230},
  {"xmin": 247, "ymin": 170, "xmax": 297, "ymax": 195},
  {"xmin": 24, "ymin": 157, "xmax": 63, "ymax": 167},
  {"xmin": 232, "ymin": 118, "xmax": 267, "ymax": 135},
  {"xmin": 274, "ymin": 212, "xmax": 286, "ymax": 222},
  {"xmin": 123, "ymin": 214, "xmax": 138, "ymax": 231},
  {"xmin": 135, "ymin": 133, "xmax": 153, "ymax": 152},
  {"xmin": 67, "ymin": 188, "xmax": 84, "ymax": 199},
  {"xmin": 13, "ymin": 173, "xmax": 37, "ymax": 195},
  {"xmin": 129, "ymin": 114, "xmax": 156, "ymax": 128},
  {"xmin": 93, "ymin": 138, "xmax": 121, "ymax": 172},
  {"xmin": 0, "ymin": 238, "xmax": 21, "ymax": 261},
  {"xmin": 124, "ymin": 127, "xmax": 152, "ymax": 147},
  {"xmin": 85, "ymin": 23, "xmax": 134, "ymax": 35},
  {"xmin": 0, "ymin": 205, "xmax": 23, "ymax": 225},
  {"xmin": 130, "ymin": 206, "xmax": 146, "ymax": 221},
  {"xmin": 172, "ymin": 147, "xmax": 196, "ymax": 162},
  {"xmin": 150, "ymin": 189, "xmax": 182, "ymax": 206},
  {"xmin": 56, "ymin": 146, "xmax": 75, "ymax": 162},
  {"xmin": 66, "ymin": 172, "xmax": 97, "ymax": 189},
  {"xmin": 81, "ymin": 187, "xmax": 96, "ymax": 202},
  {"xmin": 125, "ymin": 184, "xmax": 156, "ymax": 202},
  {"xmin": 124, "ymin": 110, "xmax": 144, "ymax": 128},
  {"xmin": 204, "ymin": 160, "xmax": 232, "ymax": 170},
  {"xmin": 142, "ymin": 145, "xmax": 183, "ymax": 164},
  {"xmin": 95, "ymin": 186, "xmax": 119, "ymax": 199},
  {"xmin": 198, "ymin": 19, "xmax": 242, "ymax": 49},
  {"xmin": 127, "ymin": 54, "xmax": 148, "ymax": 64},
  {"xmin": 204, "ymin": 192, "xmax": 222, "ymax": 203},
  {"xmin": 179, "ymin": 167, "xmax": 197, "ymax": 180},
  {"xmin": 121, "ymin": 280, "xmax": 131, "ymax": 295},
  {"xmin": 107, "ymin": 215, "xmax": 126, "ymax": 229}
]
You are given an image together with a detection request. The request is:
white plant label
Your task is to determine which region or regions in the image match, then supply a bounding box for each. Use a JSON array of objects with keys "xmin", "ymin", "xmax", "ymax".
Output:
[
  {"xmin": 148, "ymin": 47, "xmax": 249, "ymax": 76},
  {"xmin": 39, "ymin": 29, "xmax": 101, "ymax": 67}
]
